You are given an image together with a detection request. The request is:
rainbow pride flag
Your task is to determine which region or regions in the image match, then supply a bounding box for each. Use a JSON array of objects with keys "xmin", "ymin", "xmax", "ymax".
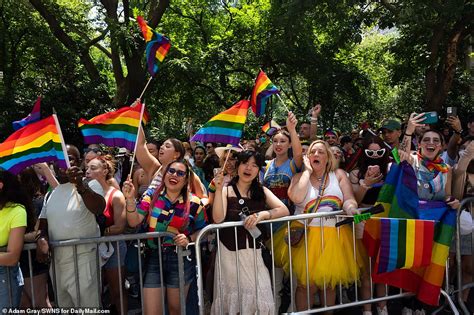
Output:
[
  {"xmin": 0, "ymin": 115, "xmax": 69, "ymax": 174},
  {"xmin": 78, "ymin": 102, "xmax": 148, "ymax": 151},
  {"xmin": 377, "ymin": 218, "xmax": 434, "ymax": 273},
  {"xmin": 363, "ymin": 161, "xmax": 456, "ymax": 305},
  {"xmin": 13, "ymin": 96, "xmax": 41, "ymax": 131},
  {"xmin": 250, "ymin": 70, "xmax": 279, "ymax": 117},
  {"xmin": 261, "ymin": 120, "xmax": 280, "ymax": 136},
  {"xmin": 137, "ymin": 16, "xmax": 171, "ymax": 77},
  {"xmin": 190, "ymin": 100, "xmax": 249, "ymax": 146}
]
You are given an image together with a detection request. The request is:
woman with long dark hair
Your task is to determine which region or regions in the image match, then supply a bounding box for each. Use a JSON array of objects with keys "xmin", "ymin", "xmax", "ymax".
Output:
[
  {"xmin": 211, "ymin": 151, "xmax": 289, "ymax": 314},
  {"xmin": 122, "ymin": 160, "xmax": 207, "ymax": 315},
  {"xmin": 349, "ymin": 136, "xmax": 391, "ymax": 315},
  {"xmin": 0, "ymin": 169, "xmax": 32, "ymax": 308}
]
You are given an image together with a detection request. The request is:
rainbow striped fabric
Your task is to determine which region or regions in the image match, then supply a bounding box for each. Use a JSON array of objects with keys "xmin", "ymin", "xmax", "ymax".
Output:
[
  {"xmin": 0, "ymin": 115, "xmax": 68, "ymax": 174},
  {"xmin": 190, "ymin": 100, "xmax": 249, "ymax": 146},
  {"xmin": 78, "ymin": 102, "xmax": 148, "ymax": 151},
  {"xmin": 13, "ymin": 96, "xmax": 41, "ymax": 131},
  {"xmin": 261, "ymin": 120, "xmax": 280, "ymax": 136},
  {"xmin": 250, "ymin": 70, "xmax": 279, "ymax": 117},
  {"xmin": 137, "ymin": 16, "xmax": 171, "ymax": 77},
  {"xmin": 363, "ymin": 161, "xmax": 456, "ymax": 305},
  {"xmin": 377, "ymin": 218, "xmax": 434, "ymax": 273}
]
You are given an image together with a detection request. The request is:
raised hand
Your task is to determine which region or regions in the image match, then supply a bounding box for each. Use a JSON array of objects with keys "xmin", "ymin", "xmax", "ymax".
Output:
[
  {"xmin": 406, "ymin": 112, "xmax": 426, "ymax": 135},
  {"xmin": 286, "ymin": 111, "xmax": 298, "ymax": 131}
]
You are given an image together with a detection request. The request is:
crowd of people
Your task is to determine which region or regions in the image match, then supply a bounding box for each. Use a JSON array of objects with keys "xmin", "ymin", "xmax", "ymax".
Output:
[{"xmin": 0, "ymin": 105, "xmax": 473, "ymax": 315}]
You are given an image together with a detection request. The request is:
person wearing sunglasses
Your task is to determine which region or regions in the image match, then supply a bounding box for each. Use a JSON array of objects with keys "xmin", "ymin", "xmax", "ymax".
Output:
[
  {"xmin": 122, "ymin": 160, "xmax": 207, "ymax": 315},
  {"xmin": 349, "ymin": 136, "xmax": 391, "ymax": 315}
]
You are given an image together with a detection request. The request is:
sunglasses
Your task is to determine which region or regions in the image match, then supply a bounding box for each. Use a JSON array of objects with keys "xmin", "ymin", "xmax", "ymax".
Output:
[
  {"xmin": 84, "ymin": 147, "xmax": 101, "ymax": 154},
  {"xmin": 167, "ymin": 167, "xmax": 187, "ymax": 178},
  {"xmin": 365, "ymin": 148, "xmax": 386, "ymax": 158}
]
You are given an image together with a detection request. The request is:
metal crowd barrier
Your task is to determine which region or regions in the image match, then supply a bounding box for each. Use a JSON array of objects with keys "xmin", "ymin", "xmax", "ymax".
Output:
[
  {"xmin": 194, "ymin": 210, "xmax": 419, "ymax": 315},
  {"xmin": 455, "ymin": 197, "xmax": 474, "ymax": 315},
  {"xmin": 3, "ymin": 231, "xmax": 192, "ymax": 315},
  {"xmin": 5, "ymin": 199, "xmax": 473, "ymax": 314}
]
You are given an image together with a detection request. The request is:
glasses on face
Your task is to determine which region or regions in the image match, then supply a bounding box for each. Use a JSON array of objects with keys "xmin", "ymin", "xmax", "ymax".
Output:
[
  {"xmin": 365, "ymin": 148, "xmax": 386, "ymax": 158},
  {"xmin": 421, "ymin": 137, "xmax": 441, "ymax": 145},
  {"xmin": 84, "ymin": 147, "xmax": 101, "ymax": 154},
  {"xmin": 167, "ymin": 167, "xmax": 187, "ymax": 178}
]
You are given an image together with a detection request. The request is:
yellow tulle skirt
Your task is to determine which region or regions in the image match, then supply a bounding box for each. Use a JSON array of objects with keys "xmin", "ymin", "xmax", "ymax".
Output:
[{"xmin": 271, "ymin": 220, "xmax": 363, "ymax": 288}]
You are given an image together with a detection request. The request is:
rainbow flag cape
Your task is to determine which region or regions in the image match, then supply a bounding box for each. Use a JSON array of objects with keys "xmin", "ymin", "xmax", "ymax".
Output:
[
  {"xmin": 137, "ymin": 16, "xmax": 171, "ymax": 77},
  {"xmin": 78, "ymin": 102, "xmax": 148, "ymax": 151},
  {"xmin": 377, "ymin": 218, "xmax": 434, "ymax": 273},
  {"xmin": 250, "ymin": 70, "xmax": 279, "ymax": 117},
  {"xmin": 261, "ymin": 120, "xmax": 280, "ymax": 136},
  {"xmin": 13, "ymin": 96, "xmax": 41, "ymax": 131},
  {"xmin": 190, "ymin": 100, "xmax": 249, "ymax": 146},
  {"xmin": 0, "ymin": 115, "xmax": 69, "ymax": 175},
  {"xmin": 363, "ymin": 161, "xmax": 456, "ymax": 305}
]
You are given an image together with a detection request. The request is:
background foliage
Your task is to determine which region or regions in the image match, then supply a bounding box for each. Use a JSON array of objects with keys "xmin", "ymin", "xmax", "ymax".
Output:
[{"xmin": 0, "ymin": 0, "xmax": 472, "ymax": 144}]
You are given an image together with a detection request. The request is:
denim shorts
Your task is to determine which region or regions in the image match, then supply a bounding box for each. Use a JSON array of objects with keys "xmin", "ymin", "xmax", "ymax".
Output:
[
  {"xmin": 143, "ymin": 247, "xmax": 195, "ymax": 288},
  {"xmin": 0, "ymin": 265, "xmax": 24, "ymax": 308},
  {"xmin": 104, "ymin": 240, "xmax": 127, "ymax": 270}
]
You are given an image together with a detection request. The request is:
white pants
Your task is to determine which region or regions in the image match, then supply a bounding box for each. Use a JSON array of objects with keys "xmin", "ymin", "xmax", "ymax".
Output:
[{"xmin": 52, "ymin": 245, "xmax": 100, "ymax": 307}]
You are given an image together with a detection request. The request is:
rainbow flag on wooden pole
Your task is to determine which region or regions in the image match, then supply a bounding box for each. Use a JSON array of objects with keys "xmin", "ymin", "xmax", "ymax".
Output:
[
  {"xmin": 190, "ymin": 100, "xmax": 249, "ymax": 146},
  {"xmin": 250, "ymin": 70, "xmax": 280, "ymax": 117},
  {"xmin": 78, "ymin": 102, "xmax": 149, "ymax": 152},
  {"xmin": 0, "ymin": 115, "xmax": 70, "ymax": 174}
]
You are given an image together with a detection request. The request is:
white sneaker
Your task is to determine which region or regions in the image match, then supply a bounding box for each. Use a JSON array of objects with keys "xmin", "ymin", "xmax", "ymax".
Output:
[
  {"xmin": 377, "ymin": 305, "xmax": 388, "ymax": 315},
  {"xmin": 401, "ymin": 307, "xmax": 413, "ymax": 315}
]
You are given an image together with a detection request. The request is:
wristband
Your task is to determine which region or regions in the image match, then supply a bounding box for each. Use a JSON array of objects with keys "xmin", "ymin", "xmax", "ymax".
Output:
[
  {"xmin": 454, "ymin": 129, "xmax": 463, "ymax": 135},
  {"xmin": 404, "ymin": 132, "xmax": 413, "ymax": 137},
  {"xmin": 126, "ymin": 207, "xmax": 137, "ymax": 213}
]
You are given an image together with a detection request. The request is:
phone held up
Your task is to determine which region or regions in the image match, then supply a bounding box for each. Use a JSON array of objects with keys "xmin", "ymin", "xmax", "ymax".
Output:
[
  {"xmin": 422, "ymin": 111, "xmax": 438, "ymax": 124},
  {"xmin": 447, "ymin": 107, "xmax": 457, "ymax": 118}
]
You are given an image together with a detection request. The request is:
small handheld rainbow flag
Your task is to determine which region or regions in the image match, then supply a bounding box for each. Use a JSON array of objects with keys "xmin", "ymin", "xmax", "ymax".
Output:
[
  {"xmin": 78, "ymin": 102, "xmax": 149, "ymax": 151},
  {"xmin": 250, "ymin": 70, "xmax": 279, "ymax": 117},
  {"xmin": 261, "ymin": 120, "xmax": 280, "ymax": 136},
  {"xmin": 190, "ymin": 100, "xmax": 249, "ymax": 146},
  {"xmin": 137, "ymin": 16, "xmax": 171, "ymax": 77},
  {"xmin": 13, "ymin": 96, "xmax": 41, "ymax": 131},
  {"xmin": 0, "ymin": 115, "xmax": 69, "ymax": 175}
]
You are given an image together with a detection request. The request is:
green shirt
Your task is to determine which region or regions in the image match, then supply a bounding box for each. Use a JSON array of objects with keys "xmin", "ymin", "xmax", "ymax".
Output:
[{"xmin": 0, "ymin": 203, "xmax": 27, "ymax": 247}]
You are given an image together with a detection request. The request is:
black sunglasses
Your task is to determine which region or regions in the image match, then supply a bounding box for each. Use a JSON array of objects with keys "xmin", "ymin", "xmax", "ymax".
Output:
[{"xmin": 167, "ymin": 167, "xmax": 187, "ymax": 177}]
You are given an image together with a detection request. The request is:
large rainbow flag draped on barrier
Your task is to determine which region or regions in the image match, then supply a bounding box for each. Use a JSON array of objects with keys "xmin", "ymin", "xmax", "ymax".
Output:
[
  {"xmin": 137, "ymin": 16, "xmax": 171, "ymax": 77},
  {"xmin": 363, "ymin": 161, "xmax": 456, "ymax": 305},
  {"xmin": 250, "ymin": 70, "xmax": 279, "ymax": 117},
  {"xmin": 190, "ymin": 100, "xmax": 249, "ymax": 146},
  {"xmin": 13, "ymin": 96, "xmax": 41, "ymax": 131},
  {"xmin": 78, "ymin": 102, "xmax": 149, "ymax": 151},
  {"xmin": 0, "ymin": 115, "xmax": 69, "ymax": 174}
]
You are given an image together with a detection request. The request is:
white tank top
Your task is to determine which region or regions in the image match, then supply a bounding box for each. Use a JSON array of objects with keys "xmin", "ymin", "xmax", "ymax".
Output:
[{"xmin": 294, "ymin": 172, "xmax": 344, "ymax": 227}]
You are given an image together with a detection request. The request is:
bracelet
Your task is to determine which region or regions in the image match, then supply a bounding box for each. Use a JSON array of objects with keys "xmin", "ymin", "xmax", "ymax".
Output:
[
  {"xmin": 267, "ymin": 210, "xmax": 273, "ymax": 220},
  {"xmin": 126, "ymin": 207, "xmax": 136, "ymax": 213},
  {"xmin": 454, "ymin": 129, "xmax": 463, "ymax": 135},
  {"xmin": 310, "ymin": 117, "xmax": 318, "ymax": 122},
  {"xmin": 404, "ymin": 132, "xmax": 413, "ymax": 137}
]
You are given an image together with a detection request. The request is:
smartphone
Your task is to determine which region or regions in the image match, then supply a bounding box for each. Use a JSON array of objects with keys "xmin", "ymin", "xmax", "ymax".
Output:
[
  {"xmin": 422, "ymin": 111, "xmax": 438, "ymax": 124},
  {"xmin": 447, "ymin": 107, "xmax": 457, "ymax": 117}
]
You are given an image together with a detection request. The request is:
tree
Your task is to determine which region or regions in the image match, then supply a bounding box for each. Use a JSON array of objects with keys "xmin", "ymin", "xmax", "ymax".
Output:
[{"xmin": 377, "ymin": 0, "xmax": 474, "ymax": 112}]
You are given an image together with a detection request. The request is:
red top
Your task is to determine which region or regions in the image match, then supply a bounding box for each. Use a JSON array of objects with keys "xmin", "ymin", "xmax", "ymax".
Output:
[{"xmin": 104, "ymin": 189, "xmax": 118, "ymax": 227}]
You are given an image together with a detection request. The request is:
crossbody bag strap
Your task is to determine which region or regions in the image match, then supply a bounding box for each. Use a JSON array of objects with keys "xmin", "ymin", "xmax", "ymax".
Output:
[
  {"xmin": 306, "ymin": 172, "xmax": 329, "ymax": 224},
  {"xmin": 231, "ymin": 183, "xmax": 251, "ymax": 215}
]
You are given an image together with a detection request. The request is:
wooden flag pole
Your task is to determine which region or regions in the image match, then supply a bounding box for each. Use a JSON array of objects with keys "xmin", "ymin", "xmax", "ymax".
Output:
[
  {"xmin": 52, "ymin": 114, "xmax": 71, "ymax": 169},
  {"xmin": 128, "ymin": 102, "xmax": 146, "ymax": 179},
  {"xmin": 219, "ymin": 147, "xmax": 233, "ymax": 175},
  {"xmin": 139, "ymin": 76, "xmax": 154, "ymax": 100},
  {"xmin": 276, "ymin": 94, "xmax": 290, "ymax": 113}
]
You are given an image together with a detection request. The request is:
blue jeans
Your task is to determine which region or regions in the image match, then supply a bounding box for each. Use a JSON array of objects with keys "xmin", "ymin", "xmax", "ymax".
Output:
[
  {"xmin": 0, "ymin": 265, "xmax": 23, "ymax": 308},
  {"xmin": 143, "ymin": 247, "xmax": 195, "ymax": 288}
]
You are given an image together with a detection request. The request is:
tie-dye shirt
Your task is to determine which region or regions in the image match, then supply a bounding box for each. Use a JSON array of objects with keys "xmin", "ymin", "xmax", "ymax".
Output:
[{"xmin": 137, "ymin": 188, "xmax": 207, "ymax": 247}]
